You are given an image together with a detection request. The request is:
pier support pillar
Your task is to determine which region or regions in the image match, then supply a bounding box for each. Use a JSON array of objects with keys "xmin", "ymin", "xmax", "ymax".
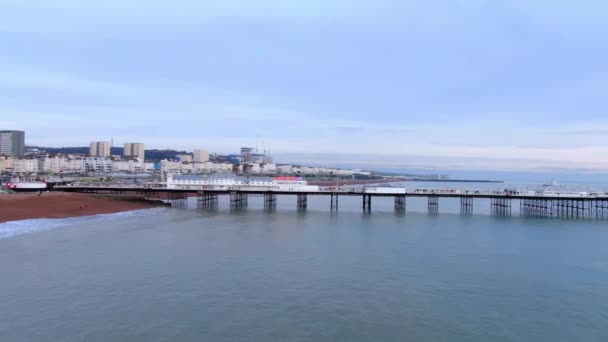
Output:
[
  {"xmin": 491, "ymin": 197, "xmax": 511, "ymax": 216},
  {"xmin": 197, "ymin": 191, "xmax": 218, "ymax": 207},
  {"xmin": 522, "ymin": 198, "xmax": 557, "ymax": 218},
  {"xmin": 297, "ymin": 194, "xmax": 308, "ymax": 211},
  {"xmin": 362, "ymin": 195, "xmax": 372, "ymax": 212},
  {"xmin": 394, "ymin": 195, "xmax": 406, "ymax": 212},
  {"xmin": 592, "ymin": 199, "xmax": 607, "ymax": 219},
  {"xmin": 596, "ymin": 200, "xmax": 608, "ymax": 219},
  {"xmin": 428, "ymin": 196, "xmax": 439, "ymax": 214},
  {"xmin": 230, "ymin": 192, "xmax": 247, "ymax": 208},
  {"xmin": 460, "ymin": 197, "xmax": 473, "ymax": 215},
  {"xmin": 264, "ymin": 193, "xmax": 277, "ymax": 209},
  {"xmin": 554, "ymin": 199, "xmax": 570, "ymax": 218},
  {"xmin": 330, "ymin": 193, "xmax": 339, "ymax": 211},
  {"xmin": 168, "ymin": 191, "xmax": 187, "ymax": 206}
]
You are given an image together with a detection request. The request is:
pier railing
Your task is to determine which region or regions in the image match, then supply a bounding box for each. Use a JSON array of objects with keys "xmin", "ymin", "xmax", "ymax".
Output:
[
  {"xmin": 58, "ymin": 183, "xmax": 608, "ymax": 199},
  {"xmin": 53, "ymin": 183, "xmax": 608, "ymax": 219}
]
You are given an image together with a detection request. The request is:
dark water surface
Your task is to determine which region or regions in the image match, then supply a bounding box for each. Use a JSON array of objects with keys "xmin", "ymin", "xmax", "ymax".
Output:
[{"xmin": 1, "ymin": 200, "xmax": 607, "ymax": 341}]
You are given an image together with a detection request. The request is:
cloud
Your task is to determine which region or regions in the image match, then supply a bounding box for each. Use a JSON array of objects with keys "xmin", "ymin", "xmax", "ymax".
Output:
[
  {"xmin": 560, "ymin": 127, "xmax": 608, "ymax": 136},
  {"xmin": 1, "ymin": 0, "xmax": 607, "ymax": 172}
]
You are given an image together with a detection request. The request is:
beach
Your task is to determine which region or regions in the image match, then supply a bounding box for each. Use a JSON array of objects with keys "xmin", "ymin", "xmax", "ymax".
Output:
[{"xmin": 0, "ymin": 192, "xmax": 164, "ymax": 223}]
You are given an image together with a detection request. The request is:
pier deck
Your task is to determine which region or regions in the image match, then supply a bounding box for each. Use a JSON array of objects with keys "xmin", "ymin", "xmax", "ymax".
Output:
[{"xmin": 54, "ymin": 185, "xmax": 608, "ymax": 219}]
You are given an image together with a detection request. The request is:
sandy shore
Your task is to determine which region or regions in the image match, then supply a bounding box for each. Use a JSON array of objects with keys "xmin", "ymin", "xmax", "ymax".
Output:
[{"xmin": 0, "ymin": 192, "xmax": 165, "ymax": 223}]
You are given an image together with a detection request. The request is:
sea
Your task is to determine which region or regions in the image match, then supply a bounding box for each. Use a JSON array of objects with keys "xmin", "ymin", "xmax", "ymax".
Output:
[{"xmin": 1, "ymin": 178, "xmax": 608, "ymax": 341}]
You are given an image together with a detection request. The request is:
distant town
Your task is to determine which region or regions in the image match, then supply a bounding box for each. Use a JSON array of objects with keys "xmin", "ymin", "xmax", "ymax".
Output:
[{"xmin": 0, "ymin": 129, "xmax": 467, "ymax": 183}]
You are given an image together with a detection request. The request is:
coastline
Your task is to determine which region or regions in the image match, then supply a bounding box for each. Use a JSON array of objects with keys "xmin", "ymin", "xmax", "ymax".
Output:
[
  {"xmin": 0, "ymin": 192, "xmax": 167, "ymax": 224},
  {"xmin": 308, "ymin": 178, "xmax": 407, "ymax": 186},
  {"xmin": 308, "ymin": 177, "xmax": 503, "ymax": 186}
]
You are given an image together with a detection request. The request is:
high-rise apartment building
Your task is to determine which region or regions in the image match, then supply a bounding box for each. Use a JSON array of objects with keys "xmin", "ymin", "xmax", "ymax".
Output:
[
  {"xmin": 0, "ymin": 130, "xmax": 25, "ymax": 156},
  {"xmin": 123, "ymin": 143, "xmax": 145, "ymax": 160},
  {"xmin": 193, "ymin": 149, "xmax": 209, "ymax": 162},
  {"xmin": 89, "ymin": 141, "xmax": 111, "ymax": 157}
]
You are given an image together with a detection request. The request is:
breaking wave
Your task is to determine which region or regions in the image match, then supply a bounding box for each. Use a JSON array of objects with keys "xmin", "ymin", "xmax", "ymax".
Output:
[{"xmin": 0, "ymin": 208, "xmax": 166, "ymax": 239}]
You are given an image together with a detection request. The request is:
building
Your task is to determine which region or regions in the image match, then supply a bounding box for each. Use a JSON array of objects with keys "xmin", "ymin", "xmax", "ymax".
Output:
[
  {"xmin": 12, "ymin": 158, "xmax": 38, "ymax": 173},
  {"xmin": 83, "ymin": 157, "xmax": 112, "ymax": 173},
  {"xmin": 166, "ymin": 173, "xmax": 318, "ymax": 191},
  {"xmin": 123, "ymin": 143, "xmax": 145, "ymax": 160},
  {"xmin": 262, "ymin": 163, "xmax": 277, "ymax": 173},
  {"xmin": 240, "ymin": 147, "xmax": 254, "ymax": 163},
  {"xmin": 226, "ymin": 154, "xmax": 242, "ymax": 164},
  {"xmin": 112, "ymin": 159, "xmax": 152, "ymax": 173},
  {"xmin": 62, "ymin": 158, "xmax": 86, "ymax": 174},
  {"xmin": 193, "ymin": 149, "xmax": 209, "ymax": 163},
  {"xmin": 89, "ymin": 141, "xmax": 111, "ymax": 157},
  {"xmin": 277, "ymin": 164, "xmax": 293, "ymax": 174},
  {"xmin": 43, "ymin": 156, "xmax": 66, "ymax": 174},
  {"xmin": 0, "ymin": 156, "xmax": 13, "ymax": 173},
  {"xmin": 251, "ymin": 154, "xmax": 266, "ymax": 164},
  {"xmin": 178, "ymin": 154, "xmax": 193, "ymax": 163},
  {"xmin": 193, "ymin": 162, "xmax": 233, "ymax": 173},
  {"xmin": 0, "ymin": 130, "xmax": 25, "ymax": 156},
  {"xmin": 160, "ymin": 160, "xmax": 183, "ymax": 173}
]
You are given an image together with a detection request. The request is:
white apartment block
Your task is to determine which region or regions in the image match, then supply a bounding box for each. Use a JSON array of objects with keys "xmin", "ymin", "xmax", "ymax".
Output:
[
  {"xmin": 262, "ymin": 163, "xmax": 277, "ymax": 173},
  {"xmin": 193, "ymin": 162, "xmax": 233, "ymax": 173},
  {"xmin": 43, "ymin": 156, "xmax": 66, "ymax": 173},
  {"xmin": 161, "ymin": 160, "xmax": 183, "ymax": 173},
  {"xmin": 0, "ymin": 156, "xmax": 12, "ymax": 173},
  {"xmin": 112, "ymin": 160, "xmax": 154, "ymax": 173},
  {"xmin": 83, "ymin": 157, "xmax": 112, "ymax": 173},
  {"xmin": 62, "ymin": 158, "xmax": 85, "ymax": 174},
  {"xmin": 12, "ymin": 158, "xmax": 39, "ymax": 173},
  {"xmin": 277, "ymin": 165, "xmax": 293, "ymax": 174}
]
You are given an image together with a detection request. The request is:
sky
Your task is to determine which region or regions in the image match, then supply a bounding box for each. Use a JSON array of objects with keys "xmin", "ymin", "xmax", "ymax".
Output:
[{"xmin": 1, "ymin": 0, "xmax": 607, "ymax": 172}]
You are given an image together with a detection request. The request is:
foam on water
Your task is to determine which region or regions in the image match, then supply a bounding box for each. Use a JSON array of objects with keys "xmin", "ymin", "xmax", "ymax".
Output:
[{"xmin": 0, "ymin": 207, "xmax": 166, "ymax": 239}]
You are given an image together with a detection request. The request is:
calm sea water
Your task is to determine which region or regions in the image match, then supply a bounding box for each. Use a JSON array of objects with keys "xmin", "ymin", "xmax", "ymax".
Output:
[{"xmin": 1, "ymin": 187, "xmax": 608, "ymax": 341}]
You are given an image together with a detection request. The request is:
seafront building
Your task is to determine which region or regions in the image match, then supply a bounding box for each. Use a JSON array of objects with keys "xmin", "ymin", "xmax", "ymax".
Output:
[
  {"xmin": 11, "ymin": 158, "xmax": 38, "ymax": 173},
  {"xmin": 112, "ymin": 159, "xmax": 154, "ymax": 173},
  {"xmin": 0, "ymin": 153, "xmax": 371, "ymax": 177},
  {"xmin": 89, "ymin": 141, "xmax": 111, "ymax": 157},
  {"xmin": 0, "ymin": 156, "xmax": 12, "ymax": 173},
  {"xmin": 43, "ymin": 156, "xmax": 65, "ymax": 173},
  {"xmin": 83, "ymin": 157, "xmax": 113, "ymax": 173},
  {"xmin": 0, "ymin": 138, "xmax": 371, "ymax": 178},
  {"xmin": 160, "ymin": 160, "xmax": 234, "ymax": 173},
  {"xmin": 0, "ymin": 130, "xmax": 25, "ymax": 156}
]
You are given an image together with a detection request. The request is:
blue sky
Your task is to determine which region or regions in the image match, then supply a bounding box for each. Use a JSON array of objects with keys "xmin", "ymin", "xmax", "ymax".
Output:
[{"xmin": 1, "ymin": 0, "xmax": 607, "ymax": 171}]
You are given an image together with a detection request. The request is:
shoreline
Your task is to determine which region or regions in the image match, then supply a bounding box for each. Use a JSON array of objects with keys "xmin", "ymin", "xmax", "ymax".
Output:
[
  {"xmin": 0, "ymin": 192, "xmax": 167, "ymax": 224},
  {"xmin": 308, "ymin": 178, "xmax": 503, "ymax": 186},
  {"xmin": 308, "ymin": 178, "xmax": 407, "ymax": 186}
]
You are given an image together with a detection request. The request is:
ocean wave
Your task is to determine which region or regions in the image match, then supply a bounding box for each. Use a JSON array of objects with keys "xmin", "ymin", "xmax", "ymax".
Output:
[{"xmin": 0, "ymin": 207, "xmax": 167, "ymax": 240}]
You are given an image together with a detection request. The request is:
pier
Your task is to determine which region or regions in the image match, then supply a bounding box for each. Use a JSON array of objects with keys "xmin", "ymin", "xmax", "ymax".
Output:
[{"xmin": 54, "ymin": 184, "xmax": 608, "ymax": 219}]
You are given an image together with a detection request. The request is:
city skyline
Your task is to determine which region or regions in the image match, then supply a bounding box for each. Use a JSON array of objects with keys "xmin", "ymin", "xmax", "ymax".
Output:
[
  {"xmin": 1, "ymin": 1, "xmax": 607, "ymax": 171},
  {"xmin": 2, "ymin": 130, "xmax": 608, "ymax": 174}
]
